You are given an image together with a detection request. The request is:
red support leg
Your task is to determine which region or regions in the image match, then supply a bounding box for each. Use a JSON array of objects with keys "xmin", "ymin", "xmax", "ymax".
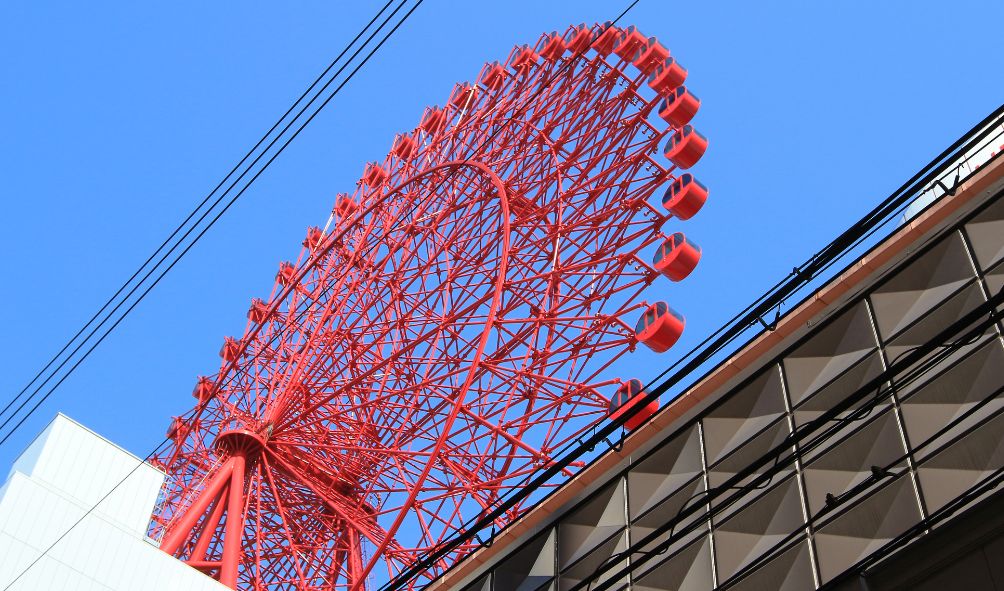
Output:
[
  {"xmin": 161, "ymin": 459, "xmax": 234, "ymax": 555},
  {"xmin": 190, "ymin": 484, "xmax": 228, "ymax": 562},
  {"xmin": 219, "ymin": 452, "xmax": 247, "ymax": 588}
]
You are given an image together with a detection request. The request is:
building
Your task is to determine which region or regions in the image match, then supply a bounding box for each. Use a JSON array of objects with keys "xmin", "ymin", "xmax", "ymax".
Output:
[
  {"xmin": 0, "ymin": 414, "xmax": 226, "ymax": 590},
  {"xmin": 421, "ymin": 109, "xmax": 1004, "ymax": 591}
]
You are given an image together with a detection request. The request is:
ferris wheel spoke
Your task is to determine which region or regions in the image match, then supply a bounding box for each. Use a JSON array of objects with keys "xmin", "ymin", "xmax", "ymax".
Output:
[{"xmin": 263, "ymin": 450, "xmax": 412, "ymax": 565}]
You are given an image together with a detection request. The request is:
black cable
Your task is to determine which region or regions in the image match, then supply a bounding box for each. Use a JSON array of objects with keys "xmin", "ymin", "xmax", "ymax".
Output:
[
  {"xmin": 727, "ymin": 375, "xmax": 1004, "ymax": 590},
  {"xmin": 0, "ymin": 0, "xmax": 398, "ymax": 430},
  {"xmin": 0, "ymin": 0, "xmax": 422, "ymax": 449},
  {"xmin": 386, "ymin": 107, "xmax": 1004, "ymax": 591},
  {"xmin": 0, "ymin": 3, "xmax": 426, "ymax": 587},
  {"xmin": 572, "ymin": 289, "xmax": 1003, "ymax": 591},
  {"xmin": 684, "ymin": 330, "xmax": 1004, "ymax": 590},
  {"xmin": 1, "ymin": 438, "xmax": 176, "ymax": 591},
  {"xmin": 820, "ymin": 467, "xmax": 1004, "ymax": 590},
  {"xmin": 590, "ymin": 322, "xmax": 995, "ymax": 590}
]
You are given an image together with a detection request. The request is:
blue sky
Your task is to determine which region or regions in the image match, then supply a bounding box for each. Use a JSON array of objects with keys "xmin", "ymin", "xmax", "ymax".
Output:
[{"xmin": 0, "ymin": 0, "xmax": 1001, "ymax": 480}]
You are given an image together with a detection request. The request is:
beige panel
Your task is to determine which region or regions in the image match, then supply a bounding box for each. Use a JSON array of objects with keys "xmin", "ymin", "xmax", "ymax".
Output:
[
  {"xmin": 707, "ymin": 417, "xmax": 792, "ymax": 492},
  {"xmin": 493, "ymin": 529, "xmax": 555, "ymax": 591},
  {"xmin": 916, "ymin": 410, "xmax": 1004, "ymax": 514},
  {"xmin": 703, "ymin": 367, "xmax": 786, "ymax": 465},
  {"xmin": 791, "ymin": 351, "xmax": 889, "ymax": 429},
  {"xmin": 712, "ymin": 477, "xmax": 804, "ymax": 582},
  {"xmin": 557, "ymin": 531, "xmax": 627, "ymax": 591},
  {"xmin": 964, "ymin": 196, "xmax": 1004, "ymax": 272},
  {"xmin": 784, "ymin": 302, "xmax": 878, "ymax": 404},
  {"xmin": 899, "ymin": 338, "xmax": 1004, "ymax": 453},
  {"xmin": 632, "ymin": 537, "xmax": 713, "ymax": 591},
  {"xmin": 558, "ymin": 482, "xmax": 625, "ymax": 569},
  {"xmin": 870, "ymin": 232, "xmax": 976, "ymax": 340},
  {"xmin": 630, "ymin": 475, "xmax": 707, "ymax": 560},
  {"xmin": 627, "ymin": 426, "xmax": 703, "ymax": 520},
  {"xmin": 723, "ymin": 539, "xmax": 815, "ymax": 591},
  {"xmin": 801, "ymin": 409, "xmax": 909, "ymax": 515},
  {"xmin": 814, "ymin": 476, "xmax": 922, "ymax": 583}
]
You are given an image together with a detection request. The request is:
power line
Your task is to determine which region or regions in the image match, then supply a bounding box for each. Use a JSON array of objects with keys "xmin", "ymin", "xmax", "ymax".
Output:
[
  {"xmin": 1, "ymin": 2, "xmax": 425, "ymax": 588},
  {"xmin": 382, "ymin": 105, "xmax": 1004, "ymax": 591},
  {"xmin": 572, "ymin": 286, "xmax": 1004, "ymax": 591},
  {"xmin": 0, "ymin": 0, "xmax": 420, "ymax": 450},
  {"xmin": 0, "ymin": 0, "xmax": 398, "ymax": 431}
]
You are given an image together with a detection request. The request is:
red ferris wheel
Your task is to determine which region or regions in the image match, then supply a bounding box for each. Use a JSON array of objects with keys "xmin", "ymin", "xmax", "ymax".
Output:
[{"xmin": 151, "ymin": 22, "xmax": 709, "ymax": 591}]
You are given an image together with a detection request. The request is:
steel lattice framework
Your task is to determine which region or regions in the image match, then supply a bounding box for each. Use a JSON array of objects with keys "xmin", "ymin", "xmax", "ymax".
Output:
[{"xmin": 150, "ymin": 23, "xmax": 709, "ymax": 591}]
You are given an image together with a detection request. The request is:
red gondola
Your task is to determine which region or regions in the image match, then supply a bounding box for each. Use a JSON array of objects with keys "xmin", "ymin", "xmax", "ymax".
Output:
[
  {"xmin": 658, "ymin": 86, "xmax": 700, "ymax": 127},
  {"xmin": 564, "ymin": 24, "xmax": 593, "ymax": 55},
  {"xmin": 303, "ymin": 226, "xmax": 324, "ymax": 251},
  {"xmin": 420, "ymin": 107, "xmax": 447, "ymax": 136},
  {"xmin": 247, "ymin": 297, "xmax": 272, "ymax": 325},
  {"xmin": 539, "ymin": 32, "xmax": 566, "ymax": 61},
  {"xmin": 633, "ymin": 38, "xmax": 670, "ymax": 75},
  {"xmin": 614, "ymin": 25, "xmax": 647, "ymax": 60},
  {"xmin": 648, "ymin": 57, "xmax": 687, "ymax": 95},
  {"xmin": 167, "ymin": 416, "xmax": 186, "ymax": 440},
  {"xmin": 362, "ymin": 162, "xmax": 388, "ymax": 188},
  {"xmin": 449, "ymin": 83, "xmax": 475, "ymax": 110},
  {"xmin": 481, "ymin": 61, "xmax": 507, "ymax": 90},
  {"xmin": 335, "ymin": 194, "xmax": 358, "ymax": 218},
  {"xmin": 509, "ymin": 45, "xmax": 539, "ymax": 70},
  {"xmin": 276, "ymin": 261, "xmax": 297, "ymax": 287},
  {"xmin": 662, "ymin": 173, "xmax": 708, "ymax": 220},
  {"xmin": 664, "ymin": 125, "xmax": 708, "ymax": 169},
  {"xmin": 608, "ymin": 378, "xmax": 658, "ymax": 431},
  {"xmin": 591, "ymin": 23, "xmax": 621, "ymax": 54},
  {"xmin": 219, "ymin": 336, "xmax": 241, "ymax": 362},
  {"xmin": 191, "ymin": 376, "xmax": 215, "ymax": 403},
  {"xmin": 635, "ymin": 301, "xmax": 685, "ymax": 353},
  {"xmin": 392, "ymin": 133, "xmax": 417, "ymax": 160},
  {"xmin": 653, "ymin": 232, "xmax": 701, "ymax": 281}
]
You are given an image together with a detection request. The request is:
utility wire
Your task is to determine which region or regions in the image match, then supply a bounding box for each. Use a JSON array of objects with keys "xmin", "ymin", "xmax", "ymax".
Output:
[
  {"xmin": 0, "ymin": 0, "xmax": 421, "ymax": 450},
  {"xmin": 0, "ymin": 0, "xmax": 398, "ymax": 429},
  {"xmin": 569, "ymin": 287, "xmax": 1004, "ymax": 591},
  {"xmin": 385, "ymin": 106, "xmax": 1004, "ymax": 591},
  {"xmin": 2, "ymin": 1, "xmax": 425, "ymax": 588},
  {"xmin": 820, "ymin": 466, "xmax": 1004, "ymax": 590}
]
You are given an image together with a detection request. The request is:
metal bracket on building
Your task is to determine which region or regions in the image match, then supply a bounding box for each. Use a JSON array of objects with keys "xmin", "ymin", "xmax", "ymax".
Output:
[
  {"xmin": 934, "ymin": 170, "xmax": 962, "ymax": 197},
  {"xmin": 605, "ymin": 429, "xmax": 625, "ymax": 453},
  {"xmin": 756, "ymin": 305, "xmax": 782, "ymax": 332},
  {"xmin": 474, "ymin": 528, "xmax": 496, "ymax": 548}
]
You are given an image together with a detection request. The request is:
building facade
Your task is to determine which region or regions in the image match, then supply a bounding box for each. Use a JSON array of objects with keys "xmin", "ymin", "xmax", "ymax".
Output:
[{"xmin": 0, "ymin": 414, "xmax": 226, "ymax": 590}]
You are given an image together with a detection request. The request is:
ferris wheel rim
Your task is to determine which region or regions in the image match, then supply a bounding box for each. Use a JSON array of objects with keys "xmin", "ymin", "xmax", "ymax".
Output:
[{"xmin": 191, "ymin": 159, "xmax": 515, "ymax": 431}]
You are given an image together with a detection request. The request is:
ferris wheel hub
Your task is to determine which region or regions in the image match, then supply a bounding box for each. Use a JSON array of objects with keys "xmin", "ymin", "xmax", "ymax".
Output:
[{"xmin": 213, "ymin": 428, "xmax": 267, "ymax": 458}]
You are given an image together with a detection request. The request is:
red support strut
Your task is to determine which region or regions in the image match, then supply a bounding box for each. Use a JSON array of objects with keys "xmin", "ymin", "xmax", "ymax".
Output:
[{"xmin": 160, "ymin": 452, "xmax": 248, "ymax": 589}]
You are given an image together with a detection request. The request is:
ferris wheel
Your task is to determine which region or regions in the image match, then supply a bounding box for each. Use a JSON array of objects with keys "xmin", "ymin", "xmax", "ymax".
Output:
[{"xmin": 151, "ymin": 22, "xmax": 709, "ymax": 591}]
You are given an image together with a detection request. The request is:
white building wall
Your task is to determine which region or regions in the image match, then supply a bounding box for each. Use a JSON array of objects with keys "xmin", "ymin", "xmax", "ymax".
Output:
[{"xmin": 0, "ymin": 414, "xmax": 227, "ymax": 591}]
